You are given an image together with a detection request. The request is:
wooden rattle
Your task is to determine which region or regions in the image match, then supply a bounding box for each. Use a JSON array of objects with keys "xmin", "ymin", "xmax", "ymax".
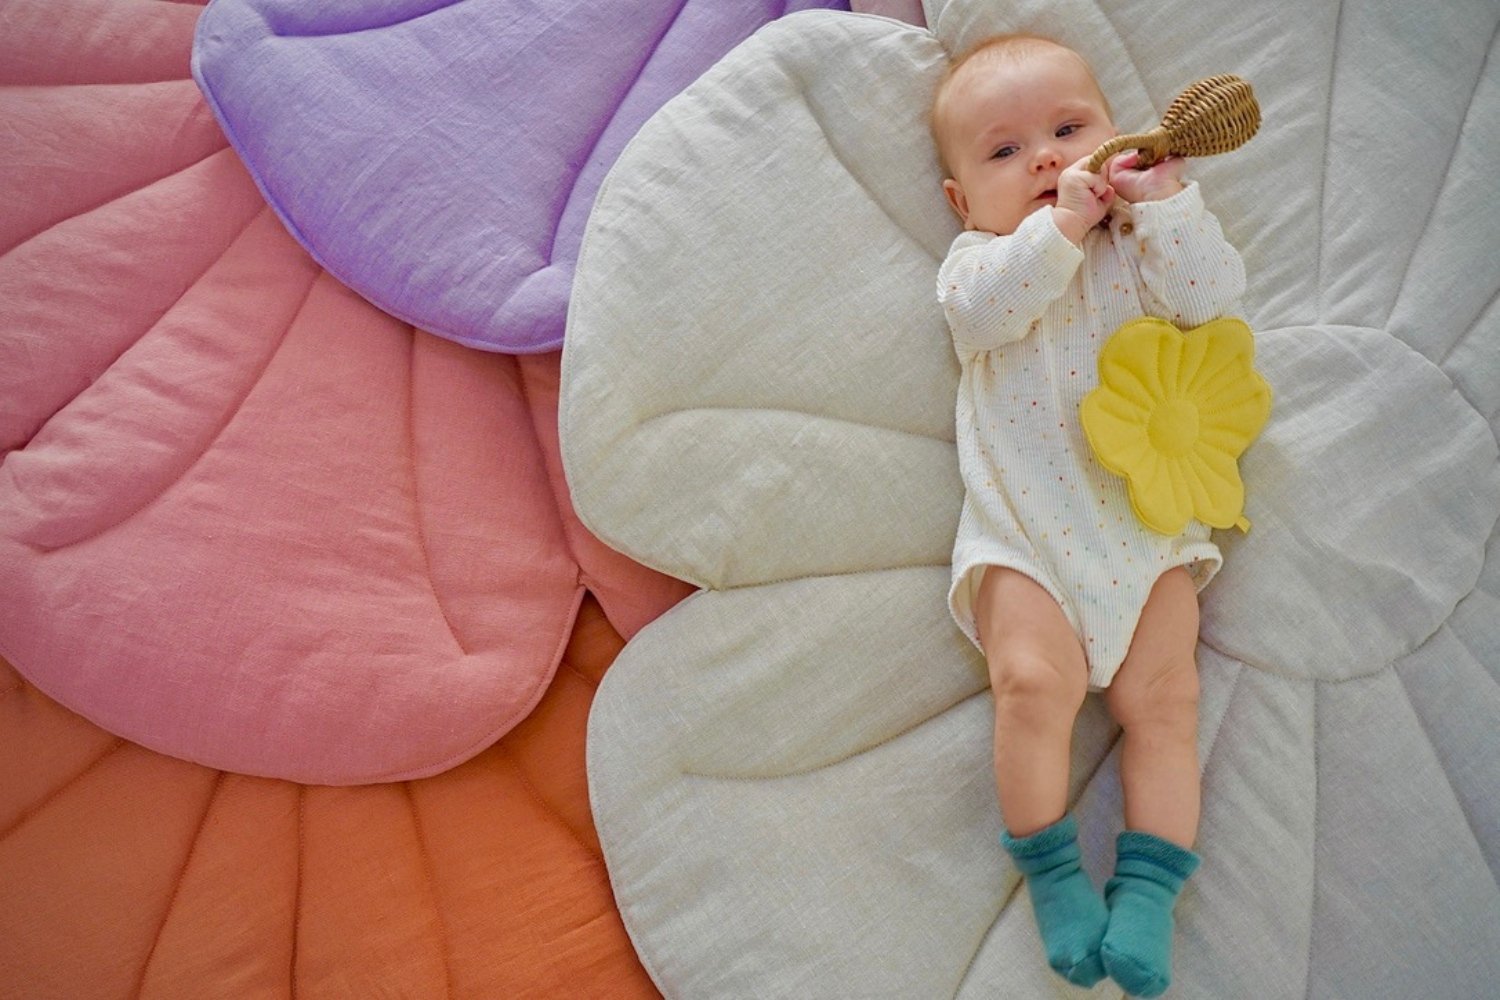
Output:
[{"xmin": 1086, "ymin": 74, "xmax": 1260, "ymax": 172}]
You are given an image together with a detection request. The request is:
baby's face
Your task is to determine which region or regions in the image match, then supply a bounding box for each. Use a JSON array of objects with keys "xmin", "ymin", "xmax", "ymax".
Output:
[{"xmin": 939, "ymin": 46, "xmax": 1115, "ymax": 235}]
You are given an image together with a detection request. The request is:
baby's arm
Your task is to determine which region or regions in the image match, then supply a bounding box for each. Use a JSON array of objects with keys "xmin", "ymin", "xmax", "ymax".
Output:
[
  {"xmin": 938, "ymin": 210, "xmax": 1084, "ymax": 354},
  {"xmin": 1128, "ymin": 181, "xmax": 1246, "ymax": 326}
]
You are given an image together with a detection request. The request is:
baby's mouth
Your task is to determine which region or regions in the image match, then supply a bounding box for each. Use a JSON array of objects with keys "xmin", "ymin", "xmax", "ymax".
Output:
[{"xmin": 1038, "ymin": 188, "xmax": 1058, "ymax": 202}]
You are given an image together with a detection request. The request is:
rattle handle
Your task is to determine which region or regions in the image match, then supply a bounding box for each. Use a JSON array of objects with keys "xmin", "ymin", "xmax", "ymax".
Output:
[{"xmin": 1086, "ymin": 129, "xmax": 1172, "ymax": 173}]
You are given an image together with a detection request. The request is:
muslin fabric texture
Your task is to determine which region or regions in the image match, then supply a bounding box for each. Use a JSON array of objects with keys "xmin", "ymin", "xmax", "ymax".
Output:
[{"xmin": 563, "ymin": 0, "xmax": 1500, "ymax": 995}]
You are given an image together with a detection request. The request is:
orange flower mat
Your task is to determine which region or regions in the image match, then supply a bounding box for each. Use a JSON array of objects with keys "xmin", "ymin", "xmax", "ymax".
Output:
[{"xmin": 0, "ymin": 597, "xmax": 658, "ymax": 999}]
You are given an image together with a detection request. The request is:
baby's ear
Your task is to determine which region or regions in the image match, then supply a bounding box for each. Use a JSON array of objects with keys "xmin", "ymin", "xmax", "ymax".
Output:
[{"xmin": 942, "ymin": 178, "xmax": 971, "ymax": 228}]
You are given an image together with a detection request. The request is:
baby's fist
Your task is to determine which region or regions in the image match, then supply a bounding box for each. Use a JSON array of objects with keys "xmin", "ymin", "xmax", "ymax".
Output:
[{"xmin": 1053, "ymin": 158, "xmax": 1115, "ymax": 243}]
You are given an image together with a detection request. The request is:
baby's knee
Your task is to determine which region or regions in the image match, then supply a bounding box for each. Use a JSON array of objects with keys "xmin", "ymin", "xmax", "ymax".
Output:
[
  {"xmin": 1107, "ymin": 657, "xmax": 1199, "ymax": 731},
  {"xmin": 990, "ymin": 650, "xmax": 1088, "ymax": 719}
]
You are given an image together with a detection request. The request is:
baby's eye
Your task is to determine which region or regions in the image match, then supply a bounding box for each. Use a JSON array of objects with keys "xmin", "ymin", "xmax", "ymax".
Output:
[
  {"xmin": 1056, "ymin": 124, "xmax": 1081, "ymax": 138},
  {"xmin": 991, "ymin": 144, "xmax": 1018, "ymax": 160}
]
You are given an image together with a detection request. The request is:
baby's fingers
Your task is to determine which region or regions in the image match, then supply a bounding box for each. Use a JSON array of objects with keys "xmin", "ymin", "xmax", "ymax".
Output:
[
  {"xmin": 1149, "ymin": 155, "xmax": 1188, "ymax": 181},
  {"xmin": 1100, "ymin": 150, "xmax": 1141, "ymax": 184},
  {"xmin": 1065, "ymin": 158, "xmax": 1110, "ymax": 193}
]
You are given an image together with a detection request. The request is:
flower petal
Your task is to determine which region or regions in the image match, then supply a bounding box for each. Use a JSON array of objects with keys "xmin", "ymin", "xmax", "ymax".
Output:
[
  {"xmin": 1176, "ymin": 324, "xmax": 1213, "ymax": 397},
  {"xmin": 1196, "ymin": 423, "xmax": 1250, "ymax": 457},
  {"xmin": 1156, "ymin": 324, "xmax": 1185, "ymax": 396},
  {"xmin": 1186, "ymin": 447, "xmax": 1247, "ymax": 528},
  {"xmin": 1130, "ymin": 454, "xmax": 1193, "ymax": 534},
  {"xmin": 1111, "ymin": 429, "xmax": 1160, "ymax": 476},
  {"xmin": 1099, "ymin": 317, "xmax": 1177, "ymax": 407},
  {"xmin": 1183, "ymin": 318, "xmax": 1257, "ymax": 399},
  {"xmin": 1199, "ymin": 379, "xmax": 1274, "ymax": 451},
  {"xmin": 1097, "ymin": 353, "xmax": 1160, "ymax": 412},
  {"xmin": 1186, "ymin": 350, "xmax": 1250, "ymax": 403},
  {"xmin": 1167, "ymin": 459, "xmax": 1196, "ymax": 518},
  {"xmin": 1080, "ymin": 389, "xmax": 1153, "ymax": 477}
]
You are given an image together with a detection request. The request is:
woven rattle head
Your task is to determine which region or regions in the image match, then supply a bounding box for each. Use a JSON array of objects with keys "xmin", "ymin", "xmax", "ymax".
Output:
[{"xmin": 1086, "ymin": 74, "xmax": 1261, "ymax": 172}]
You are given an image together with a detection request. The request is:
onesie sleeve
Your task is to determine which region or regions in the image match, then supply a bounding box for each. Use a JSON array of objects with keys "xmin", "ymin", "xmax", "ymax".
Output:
[
  {"xmin": 937, "ymin": 207, "xmax": 1084, "ymax": 355},
  {"xmin": 1129, "ymin": 181, "xmax": 1246, "ymax": 327}
]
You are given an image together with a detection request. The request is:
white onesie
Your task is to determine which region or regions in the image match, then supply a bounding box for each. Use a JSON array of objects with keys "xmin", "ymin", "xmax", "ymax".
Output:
[{"xmin": 939, "ymin": 183, "xmax": 1246, "ymax": 689}]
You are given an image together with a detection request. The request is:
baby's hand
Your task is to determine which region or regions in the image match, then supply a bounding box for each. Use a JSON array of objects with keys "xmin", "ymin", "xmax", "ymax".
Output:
[
  {"xmin": 1106, "ymin": 151, "xmax": 1187, "ymax": 203},
  {"xmin": 1052, "ymin": 157, "xmax": 1115, "ymax": 244}
]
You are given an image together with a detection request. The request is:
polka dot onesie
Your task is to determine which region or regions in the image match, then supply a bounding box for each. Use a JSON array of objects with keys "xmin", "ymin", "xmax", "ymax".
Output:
[{"xmin": 939, "ymin": 183, "xmax": 1246, "ymax": 689}]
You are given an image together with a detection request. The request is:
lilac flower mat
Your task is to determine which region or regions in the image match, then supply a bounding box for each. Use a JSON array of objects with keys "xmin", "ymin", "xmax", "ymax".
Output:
[{"xmin": 191, "ymin": 0, "xmax": 848, "ymax": 354}]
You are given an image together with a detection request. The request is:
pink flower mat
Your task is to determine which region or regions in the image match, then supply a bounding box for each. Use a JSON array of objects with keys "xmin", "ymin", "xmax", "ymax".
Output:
[{"xmin": 0, "ymin": 0, "xmax": 691, "ymax": 785}]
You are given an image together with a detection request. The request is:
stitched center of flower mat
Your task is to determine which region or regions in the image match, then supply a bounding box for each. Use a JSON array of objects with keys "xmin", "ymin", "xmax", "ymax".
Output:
[{"xmin": 1147, "ymin": 398, "xmax": 1201, "ymax": 456}]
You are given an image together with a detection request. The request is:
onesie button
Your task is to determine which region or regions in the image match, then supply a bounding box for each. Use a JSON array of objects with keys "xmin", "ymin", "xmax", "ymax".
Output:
[{"xmin": 1119, "ymin": 222, "xmax": 1134, "ymax": 235}]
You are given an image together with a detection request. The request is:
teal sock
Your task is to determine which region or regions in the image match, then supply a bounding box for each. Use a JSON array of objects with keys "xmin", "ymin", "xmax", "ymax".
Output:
[
  {"xmin": 1000, "ymin": 814, "xmax": 1108, "ymax": 987},
  {"xmin": 1101, "ymin": 831, "xmax": 1200, "ymax": 997}
]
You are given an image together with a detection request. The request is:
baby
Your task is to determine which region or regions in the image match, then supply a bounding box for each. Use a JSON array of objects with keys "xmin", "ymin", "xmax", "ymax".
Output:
[{"xmin": 931, "ymin": 34, "xmax": 1246, "ymax": 996}]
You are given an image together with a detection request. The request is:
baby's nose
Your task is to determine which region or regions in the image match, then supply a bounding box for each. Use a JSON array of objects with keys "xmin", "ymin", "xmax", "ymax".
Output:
[{"xmin": 1031, "ymin": 146, "xmax": 1062, "ymax": 172}]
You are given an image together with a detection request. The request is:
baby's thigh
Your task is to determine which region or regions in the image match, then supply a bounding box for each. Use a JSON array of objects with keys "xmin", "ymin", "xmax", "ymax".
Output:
[
  {"xmin": 974, "ymin": 566, "xmax": 1088, "ymax": 688},
  {"xmin": 1106, "ymin": 568, "xmax": 1201, "ymax": 718}
]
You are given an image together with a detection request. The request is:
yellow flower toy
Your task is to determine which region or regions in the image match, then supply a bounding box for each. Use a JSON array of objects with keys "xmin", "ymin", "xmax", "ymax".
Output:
[{"xmin": 1080, "ymin": 316, "xmax": 1271, "ymax": 535}]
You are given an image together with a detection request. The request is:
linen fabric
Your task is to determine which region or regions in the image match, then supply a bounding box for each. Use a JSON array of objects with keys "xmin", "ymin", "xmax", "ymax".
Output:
[
  {"xmin": 0, "ymin": 601, "xmax": 658, "ymax": 998},
  {"xmin": 191, "ymin": 0, "xmax": 849, "ymax": 354},
  {"xmin": 563, "ymin": 0, "xmax": 1500, "ymax": 995},
  {"xmin": 0, "ymin": 0, "xmax": 692, "ymax": 784}
]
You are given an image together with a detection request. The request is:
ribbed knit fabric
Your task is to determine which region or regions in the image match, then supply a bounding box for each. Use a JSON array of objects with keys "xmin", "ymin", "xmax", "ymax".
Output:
[
  {"xmin": 939, "ymin": 185, "xmax": 1245, "ymax": 689},
  {"xmin": 1102, "ymin": 831, "xmax": 1202, "ymax": 997},
  {"xmin": 1000, "ymin": 814, "xmax": 1108, "ymax": 986}
]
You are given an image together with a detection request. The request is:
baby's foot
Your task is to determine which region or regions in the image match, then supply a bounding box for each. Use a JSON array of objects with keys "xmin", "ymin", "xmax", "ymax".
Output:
[
  {"xmin": 1101, "ymin": 831, "xmax": 1201, "ymax": 997},
  {"xmin": 1001, "ymin": 815, "xmax": 1108, "ymax": 986}
]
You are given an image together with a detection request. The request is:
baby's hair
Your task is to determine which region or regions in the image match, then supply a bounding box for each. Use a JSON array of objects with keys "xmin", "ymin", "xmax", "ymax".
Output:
[{"xmin": 930, "ymin": 33, "xmax": 1112, "ymax": 177}]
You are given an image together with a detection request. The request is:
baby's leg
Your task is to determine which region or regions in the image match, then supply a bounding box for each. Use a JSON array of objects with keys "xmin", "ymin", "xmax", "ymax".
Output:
[
  {"xmin": 1099, "ymin": 566, "xmax": 1203, "ymax": 998},
  {"xmin": 974, "ymin": 566, "xmax": 1089, "ymax": 837},
  {"xmin": 1104, "ymin": 566, "xmax": 1202, "ymax": 847},
  {"xmin": 975, "ymin": 567, "xmax": 1105, "ymax": 986}
]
